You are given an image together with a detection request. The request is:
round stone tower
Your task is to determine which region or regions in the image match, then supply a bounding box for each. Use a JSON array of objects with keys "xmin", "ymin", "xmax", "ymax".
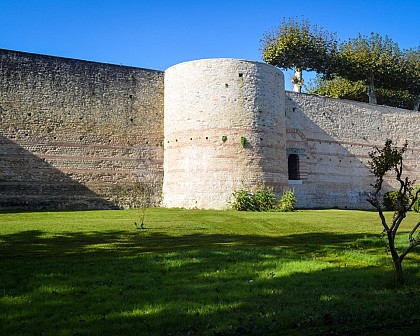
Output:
[{"xmin": 163, "ymin": 58, "xmax": 287, "ymax": 209}]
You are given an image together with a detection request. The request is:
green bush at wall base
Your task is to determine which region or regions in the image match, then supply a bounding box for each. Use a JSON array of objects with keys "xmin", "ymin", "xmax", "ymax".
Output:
[
  {"xmin": 278, "ymin": 189, "xmax": 296, "ymax": 212},
  {"xmin": 231, "ymin": 185, "xmax": 296, "ymax": 212}
]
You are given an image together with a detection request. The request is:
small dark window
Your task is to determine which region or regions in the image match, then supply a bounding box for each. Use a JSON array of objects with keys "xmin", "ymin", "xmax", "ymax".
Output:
[
  {"xmin": 239, "ymin": 73, "xmax": 243, "ymax": 77},
  {"xmin": 288, "ymin": 154, "xmax": 300, "ymax": 180}
]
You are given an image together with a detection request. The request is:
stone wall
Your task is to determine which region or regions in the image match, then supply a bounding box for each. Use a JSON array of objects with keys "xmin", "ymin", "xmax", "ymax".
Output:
[
  {"xmin": 2, "ymin": 49, "xmax": 420, "ymax": 211},
  {"xmin": 0, "ymin": 49, "xmax": 164, "ymax": 210},
  {"xmin": 285, "ymin": 92, "xmax": 420, "ymax": 209},
  {"xmin": 163, "ymin": 59, "xmax": 287, "ymax": 209}
]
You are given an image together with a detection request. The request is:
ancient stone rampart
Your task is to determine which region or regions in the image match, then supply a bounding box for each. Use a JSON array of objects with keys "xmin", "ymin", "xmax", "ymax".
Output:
[
  {"xmin": 0, "ymin": 49, "xmax": 164, "ymax": 210},
  {"xmin": 1, "ymin": 49, "xmax": 420, "ymax": 211}
]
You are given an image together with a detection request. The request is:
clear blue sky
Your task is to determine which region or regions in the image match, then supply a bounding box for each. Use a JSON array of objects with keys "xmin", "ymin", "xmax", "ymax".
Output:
[{"xmin": 1, "ymin": 0, "xmax": 419, "ymax": 90}]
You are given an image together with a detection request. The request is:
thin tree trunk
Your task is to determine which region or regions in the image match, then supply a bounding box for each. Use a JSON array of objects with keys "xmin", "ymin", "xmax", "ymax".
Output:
[
  {"xmin": 367, "ymin": 79, "xmax": 377, "ymax": 104},
  {"xmin": 414, "ymin": 94, "xmax": 420, "ymax": 111},
  {"xmin": 292, "ymin": 69, "xmax": 303, "ymax": 93},
  {"xmin": 393, "ymin": 258, "xmax": 405, "ymax": 285},
  {"xmin": 388, "ymin": 230, "xmax": 405, "ymax": 284}
]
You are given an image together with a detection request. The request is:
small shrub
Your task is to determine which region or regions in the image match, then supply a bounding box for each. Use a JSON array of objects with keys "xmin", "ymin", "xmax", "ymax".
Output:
[
  {"xmin": 231, "ymin": 189, "xmax": 256, "ymax": 211},
  {"xmin": 383, "ymin": 190, "xmax": 409, "ymax": 211},
  {"xmin": 411, "ymin": 187, "xmax": 420, "ymax": 212},
  {"xmin": 383, "ymin": 191, "xmax": 399, "ymax": 211},
  {"xmin": 231, "ymin": 184, "xmax": 276, "ymax": 211},
  {"xmin": 253, "ymin": 184, "xmax": 276, "ymax": 211},
  {"xmin": 231, "ymin": 185, "xmax": 296, "ymax": 212},
  {"xmin": 413, "ymin": 197, "xmax": 420, "ymax": 213},
  {"xmin": 278, "ymin": 189, "xmax": 296, "ymax": 212}
]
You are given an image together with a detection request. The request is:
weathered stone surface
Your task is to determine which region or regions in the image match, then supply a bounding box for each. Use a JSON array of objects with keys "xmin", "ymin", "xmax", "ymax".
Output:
[
  {"xmin": 286, "ymin": 92, "xmax": 420, "ymax": 209},
  {"xmin": 163, "ymin": 59, "xmax": 287, "ymax": 209},
  {"xmin": 0, "ymin": 49, "xmax": 163, "ymax": 210},
  {"xmin": 1, "ymin": 49, "xmax": 420, "ymax": 211}
]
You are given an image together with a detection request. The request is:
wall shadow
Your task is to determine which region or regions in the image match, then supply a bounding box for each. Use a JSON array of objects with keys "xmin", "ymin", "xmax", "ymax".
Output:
[
  {"xmin": 285, "ymin": 92, "xmax": 397, "ymax": 210},
  {"xmin": 0, "ymin": 136, "xmax": 116, "ymax": 210}
]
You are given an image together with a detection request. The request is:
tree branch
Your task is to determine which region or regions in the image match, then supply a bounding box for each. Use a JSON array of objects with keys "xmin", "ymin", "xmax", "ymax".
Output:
[
  {"xmin": 400, "ymin": 222, "xmax": 420, "ymax": 261},
  {"xmin": 367, "ymin": 175, "xmax": 390, "ymax": 232}
]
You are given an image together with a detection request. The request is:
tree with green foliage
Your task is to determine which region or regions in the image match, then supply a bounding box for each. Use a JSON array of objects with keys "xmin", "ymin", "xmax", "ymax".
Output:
[
  {"xmin": 260, "ymin": 17, "xmax": 337, "ymax": 93},
  {"xmin": 310, "ymin": 75, "xmax": 416, "ymax": 110},
  {"xmin": 367, "ymin": 139, "xmax": 420, "ymax": 284},
  {"xmin": 404, "ymin": 48, "xmax": 420, "ymax": 111},
  {"xmin": 310, "ymin": 76, "xmax": 367, "ymax": 102},
  {"xmin": 336, "ymin": 33, "xmax": 404, "ymax": 104}
]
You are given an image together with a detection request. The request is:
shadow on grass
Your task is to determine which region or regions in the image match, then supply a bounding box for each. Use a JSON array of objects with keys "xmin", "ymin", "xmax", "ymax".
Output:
[
  {"xmin": 1, "ymin": 229, "xmax": 419, "ymax": 335},
  {"xmin": 0, "ymin": 228, "xmax": 390, "ymax": 257}
]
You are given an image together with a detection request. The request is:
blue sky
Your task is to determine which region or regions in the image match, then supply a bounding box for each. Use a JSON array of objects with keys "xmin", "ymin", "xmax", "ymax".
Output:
[{"xmin": 1, "ymin": 0, "xmax": 420, "ymax": 90}]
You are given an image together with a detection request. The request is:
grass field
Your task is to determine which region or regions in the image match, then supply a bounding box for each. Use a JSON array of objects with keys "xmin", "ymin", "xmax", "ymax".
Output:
[{"xmin": 0, "ymin": 208, "xmax": 419, "ymax": 335}]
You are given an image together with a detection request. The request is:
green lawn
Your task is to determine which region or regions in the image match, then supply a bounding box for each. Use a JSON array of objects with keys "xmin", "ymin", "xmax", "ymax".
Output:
[{"xmin": 0, "ymin": 209, "xmax": 419, "ymax": 335}]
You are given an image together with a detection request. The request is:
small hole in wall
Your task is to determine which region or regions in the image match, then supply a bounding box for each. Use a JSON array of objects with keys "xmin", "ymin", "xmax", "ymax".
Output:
[
  {"xmin": 130, "ymin": 118, "xmax": 134, "ymax": 122},
  {"xmin": 206, "ymin": 137, "xmax": 208, "ymax": 140},
  {"xmin": 260, "ymin": 138, "xmax": 263, "ymax": 141},
  {"xmin": 225, "ymin": 83, "xmax": 229, "ymax": 88},
  {"xmin": 292, "ymin": 108, "xmax": 296, "ymax": 112},
  {"xmin": 27, "ymin": 112, "xmax": 31, "ymax": 117},
  {"xmin": 129, "ymin": 94, "xmax": 133, "ymax": 99},
  {"xmin": 190, "ymin": 138, "xmax": 193, "ymax": 140},
  {"xmin": 79, "ymin": 116, "xmax": 83, "ymax": 120},
  {"xmin": 175, "ymin": 139, "xmax": 178, "ymax": 142},
  {"xmin": 238, "ymin": 73, "xmax": 243, "ymax": 77}
]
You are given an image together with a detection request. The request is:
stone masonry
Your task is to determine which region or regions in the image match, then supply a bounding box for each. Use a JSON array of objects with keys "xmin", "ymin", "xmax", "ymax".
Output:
[
  {"xmin": 163, "ymin": 59, "xmax": 287, "ymax": 209},
  {"xmin": 285, "ymin": 92, "xmax": 420, "ymax": 209},
  {"xmin": 1, "ymin": 49, "xmax": 419, "ymax": 210},
  {"xmin": 0, "ymin": 49, "xmax": 163, "ymax": 209}
]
